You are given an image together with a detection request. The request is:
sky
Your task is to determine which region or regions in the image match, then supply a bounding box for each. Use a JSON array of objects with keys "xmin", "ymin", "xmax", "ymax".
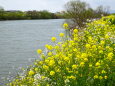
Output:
[{"xmin": 0, "ymin": 0, "xmax": 115, "ymax": 12}]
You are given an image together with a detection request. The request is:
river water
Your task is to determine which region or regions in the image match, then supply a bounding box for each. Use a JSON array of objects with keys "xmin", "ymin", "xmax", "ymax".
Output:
[{"xmin": 0, "ymin": 19, "xmax": 65, "ymax": 85}]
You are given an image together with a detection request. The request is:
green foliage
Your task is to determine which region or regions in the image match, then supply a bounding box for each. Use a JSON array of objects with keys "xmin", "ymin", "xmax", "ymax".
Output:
[
  {"xmin": 25, "ymin": 10, "xmax": 54, "ymax": 19},
  {"xmin": 0, "ymin": 10, "xmax": 64, "ymax": 20},
  {"xmin": 102, "ymin": 15, "xmax": 115, "ymax": 24}
]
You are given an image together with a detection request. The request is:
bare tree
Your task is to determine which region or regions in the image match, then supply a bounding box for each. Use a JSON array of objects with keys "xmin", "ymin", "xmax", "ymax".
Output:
[
  {"xmin": 0, "ymin": 6, "xmax": 4, "ymax": 11},
  {"xmin": 95, "ymin": 5, "xmax": 109, "ymax": 17},
  {"xmin": 64, "ymin": 0, "xmax": 110, "ymax": 29},
  {"xmin": 64, "ymin": 0, "xmax": 93, "ymax": 28}
]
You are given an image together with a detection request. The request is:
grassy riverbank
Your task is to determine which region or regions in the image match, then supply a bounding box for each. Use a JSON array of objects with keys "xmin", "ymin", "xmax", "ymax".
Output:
[{"xmin": 9, "ymin": 15, "xmax": 115, "ymax": 86}]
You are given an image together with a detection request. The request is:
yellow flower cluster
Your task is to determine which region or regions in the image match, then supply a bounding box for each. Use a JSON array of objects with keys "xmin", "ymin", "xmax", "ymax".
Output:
[
  {"xmin": 37, "ymin": 49, "xmax": 42, "ymax": 54},
  {"xmin": 51, "ymin": 37, "xmax": 56, "ymax": 42},
  {"xmin": 9, "ymin": 15, "xmax": 114, "ymax": 86},
  {"xmin": 59, "ymin": 33, "xmax": 65, "ymax": 37},
  {"xmin": 63, "ymin": 23, "xmax": 69, "ymax": 29}
]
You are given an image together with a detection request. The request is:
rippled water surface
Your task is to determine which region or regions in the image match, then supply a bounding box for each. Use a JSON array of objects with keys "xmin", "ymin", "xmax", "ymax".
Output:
[{"xmin": 0, "ymin": 19, "xmax": 65, "ymax": 85}]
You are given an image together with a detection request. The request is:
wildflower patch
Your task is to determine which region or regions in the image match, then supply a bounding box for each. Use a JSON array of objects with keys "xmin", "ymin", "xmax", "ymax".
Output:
[{"xmin": 9, "ymin": 15, "xmax": 115, "ymax": 86}]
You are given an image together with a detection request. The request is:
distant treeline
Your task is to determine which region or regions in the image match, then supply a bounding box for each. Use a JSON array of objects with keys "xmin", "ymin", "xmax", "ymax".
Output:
[
  {"xmin": 0, "ymin": 10, "xmax": 65, "ymax": 20},
  {"xmin": 111, "ymin": 13, "xmax": 115, "ymax": 15}
]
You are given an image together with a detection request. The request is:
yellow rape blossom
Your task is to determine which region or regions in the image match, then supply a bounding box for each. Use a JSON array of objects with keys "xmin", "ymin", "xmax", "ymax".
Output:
[
  {"xmin": 28, "ymin": 70, "xmax": 35, "ymax": 76},
  {"xmin": 108, "ymin": 52, "xmax": 113, "ymax": 58},
  {"xmin": 63, "ymin": 23, "xmax": 69, "ymax": 29},
  {"xmin": 99, "ymin": 50, "xmax": 103, "ymax": 54},
  {"xmin": 84, "ymin": 58, "xmax": 88, "ymax": 62},
  {"xmin": 85, "ymin": 44, "xmax": 91, "ymax": 49},
  {"xmin": 94, "ymin": 75, "xmax": 98, "ymax": 79},
  {"xmin": 107, "ymin": 52, "xmax": 113, "ymax": 61},
  {"xmin": 51, "ymin": 37, "xmax": 56, "ymax": 42},
  {"xmin": 92, "ymin": 45, "xmax": 96, "ymax": 49},
  {"xmin": 45, "ymin": 45, "xmax": 53, "ymax": 50},
  {"xmin": 56, "ymin": 69, "xmax": 61, "ymax": 72},
  {"xmin": 50, "ymin": 71, "xmax": 55, "ymax": 76},
  {"xmin": 104, "ymin": 76, "xmax": 108, "ymax": 79},
  {"xmin": 73, "ymin": 29, "xmax": 78, "ymax": 34},
  {"xmin": 80, "ymin": 62, "xmax": 85, "ymax": 67},
  {"xmin": 100, "ymin": 40, "xmax": 105, "ymax": 45},
  {"xmin": 101, "ymin": 70, "xmax": 106, "ymax": 74},
  {"xmin": 72, "ymin": 64, "xmax": 78, "ymax": 69},
  {"xmin": 59, "ymin": 33, "xmax": 64, "ymax": 37},
  {"xmin": 99, "ymin": 76, "xmax": 103, "ymax": 80},
  {"xmin": 105, "ymin": 34, "xmax": 109, "ymax": 39},
  {"xmin": 41, "ymin": 76, "xmax": 46, "ymax": 80},
  {"xmin": 68, "ymin": 76, "xmax": 76, "ymax": 80},
  {"xmin": 89, "ymin": 64, "xmax": 92, "ymax": 67},
  {"xmin": 37, "ymin": 49, "xmax": 42, "ymax": 54},
  {"xmin": 34, "ymin": 68, "xmax": 39, "ymax": 72},
  {"xmin": 48, "ymin": 52, "xmax": 53, "ymax": 56},
  {"xmin": 43, "ymin": 65, "xmax": 49, "ymax": 70},
  {"xmin": 64, "ymin": 56, "xmax": 70, "ymax": 61},
  {"xmin": 49, "ymin": 60, "xmax": 55, "ymax": 66},
  {"xmin": 81, "ymin": 53, "xmax": 87, "ymax": 58},
  {"xmin": 95, "ymin": 62, "xmax": 100, "ymax": 67}
]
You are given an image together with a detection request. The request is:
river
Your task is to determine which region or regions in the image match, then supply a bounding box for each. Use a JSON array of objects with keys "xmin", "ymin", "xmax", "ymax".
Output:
[{"xmin": 0, "ymin": 19, "xmax": 65, "ymax": 85}]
